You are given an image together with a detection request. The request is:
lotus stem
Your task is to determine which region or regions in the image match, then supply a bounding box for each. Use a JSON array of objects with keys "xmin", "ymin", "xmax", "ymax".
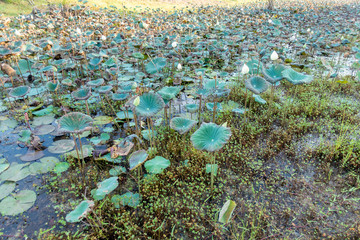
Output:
[
  {"xmin": 198, "ymin": 95, "xmax": 202, "ymax": 127},
  {"xmin": 15, "ymin": 60, "xmax": 26, "ymax": 84},
  {"xmin": 72, "ymin": 133, "xmax": 81, "ymax": 167},
  {"xmin": 212, "ymin": 99, "xmax": 217, "ymax": 123},
  {"xmin": 85, "ymin": 99, "xmax": 90, "ymax": 116},
  {"xmin": 77, "ymin": 133, "xmax": 85, "ymax": 164},
  {"xmin": 125, "ymin": 107, "xmax": 130, "ymax": 128},
  {"xmin": 243, "ymin": 89, "xmax": 248, "ymax": 124},
  {"xmin": 103, "ymin": 94, "xmax": 121, "ymax": 129},
  {"xmin": 211, "ymin": 153, "xmax": 215, "ymax": 192},
  {"xmin": 147, "ymin": 117, "xmax": 153, "ymax": 150}
]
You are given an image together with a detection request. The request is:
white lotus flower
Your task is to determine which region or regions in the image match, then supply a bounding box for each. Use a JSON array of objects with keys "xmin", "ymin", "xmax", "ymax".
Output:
[
  {"xmin": 133, "ymin": 96, "xmax": 140, "ymax": 106},
  {"xmin": 270, "ymin": 51, "xmax": 279, "ymax": 61},
  {"xmin": 177, "ymin": 63, "xmax": 182, "ymax": 71},
  {"xmin": 241, "ymin": 64, "xmax": 249, "ymax": 74},
  {"xmin": 14, "ymin": 30, "xmax": 21, "ymax": 36},
  {"xmin": 290, "ymin": 34, "xmax": 296, "ymax": 41},
  {"xmin": 101, "ymin": 35, "xmax": 106, "ymax": 41},
  {"xmin": 268, "ymin": 19, "xmax": 273, "ymax": 24},
  {"xmin": 172, "ymin": 42, "xmax": 178, "ymax": 48},
  {"xmin": 76, "ymin": 28, "xmax": 82, "ymax": 34}
]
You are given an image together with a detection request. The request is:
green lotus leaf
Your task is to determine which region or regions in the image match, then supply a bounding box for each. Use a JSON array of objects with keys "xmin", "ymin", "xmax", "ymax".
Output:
[
  {"xmin": 144, "ymin": 156, "xmax": 170, "ymax": 174},
  {"xmin": 18, "ymin": 130, "xmax": 32, "ymax": 144},
  {"xmin": 54, "ymin": 162, "xmax": 70, "ymax": 174},
  {"xmin": 219, "ymin": 200, "xmax": 236, "ymax": 224},
  {"xmin": 262, "ymin": 64, "xmax": 287, "ymax": 84},
  {"xmin": 253, "ymin": 94, "xmax": 267, "ymax": 104},
  {"xmin": 111, "ymin": 192, "xmax": 140, "ymax": 208},
  {"xmin": 91, "ymin": 177, "xmax": 118, "ymax": 200},
  {"xmin": 190, "ymin": 122, "xmax": 231, "ymax": 152},
  {"xmin": 90, "ymin": 133, "xmax": 110, "ymax": 145},
  {"xmin": 0, "ymin": 119, "xmax": 17, "ymax": 132},
  {"xmin": 206, "ymin": 102, "xmax": 222, "ymax": 112},
  {"xmin": 9, "ymin": 86, "xmax": 30, "ymax": 98},
  {"xmin": 40, "ymin": 65, "xmax": 57, "ymax": 72},
  {"xmin": 32, "ymin": 114, "xmax": 55, "ymax": 126},
  {"xmin": 109, "ymin": 166, "xmax": 126, "ymax": 176},
  {"xmin": 0, "ymin": 163, "xmax": 30, "ymax": 182},
  {"xmin": 0, "ymin": 163, "xmax": 10, "ymax": 174},
  {"xmin": 206, "ymin": 163, "xmax": 218, "ymax": 176},
  {"xmin": 204, "ymin": 79, "xmax": 226, "ymax": 90},
  {"xmin": 29, "ymin": 157, "xmax": 59, "ymax": 174},
  {"xmin": 87, "ymin": 78, "xmax": 104, "ymax": 87},
  {"xmin": 66, "ymin": 145, "xmax": 94, "ymax": 159},
  {"xmin": 232, "ymin": 108, "xmax": 247, "ymax": 115},
  {"xmin": 99, "ymin": 153, "xmax": 122, "ymax": 164},
  {"xmin": 65, "ymin": 200, "xmax": 94, "ymax": 223},
  {"xmin": 32, "ymin": 124, "xmax": 55, "ymax": 135},
  {"xmin": 128, "ymin": 149, "xmax": 148, "ymax": 170},
  {"xmin": 170, "ymin": 117, "xmax": 197, "ymax": 134},
  {"xmin": 98, "ymin": 85, "xmax": 113, "ymax": 94},
  {"xmin": 157, "ymin": 86, "xmax": 182, "ymax": 101},
  {"xmin": 112, "ymin": 93, "xmax": 129, "ymax": 101},
  {"xmin": 48, "ymin": 139, "xmax": 75, "ymax": 154},
  {"xmin": 93, "ymin": 115, "xmax": 113, "ymax": 125},
  {"xmin": 59, "ymin": 112, "xmax": 93, "ymax": 133},
  {"xmin": 185, "ymin": 103, "xmax": 198, "ymax": 113},
  {"xmin": 72, "ymin": 87, "xmax": 92, "ymax": 100},
  {"xmin": 245, "ymin": 76, "xmax": 269, "ymax": 94},
  {"xmin": 32, "ymin": 105, "xmax": 54, "ymax": 116},
  {"xmin": 132, "ymin": 52, "xmax": 144, "ymax": 59},
  {"xmin": 145, "ymin": 57, "xmax": 167, "ymax": 74},
  {"xmin": 89, "ymin": 57, "xmax": 102, "ymax": 66},
  {"xmin": 46, "ymin": 81, "xmax": 59, "ymax": 92},
  {"xmin": 0, "ymin": 182, "xmax": 15, "ymax": 200},
  {"xmin": 116, "ymin": 110, "xmax": 134, "ymax": 119},
  {"xmin": 282, "ymin": 68, "xmax": 314, "ymax": 85},
  {"xmin": 0, "ymin": 190, "xmax": 36, "ymax": 216},
  {"xmin": 246, "ymin": 59, "xmax": 263, "ymax": 75},
  {"xmin": 20, "ymin": 150, "xmax": 45, "ymax": 162},
  {"xmin": 134, "ymin": 92, "xmax": 165, "ymax": 117},
  {"xmin": 141, "ymin": 129, "xmax": 157, "ymax": 141}
]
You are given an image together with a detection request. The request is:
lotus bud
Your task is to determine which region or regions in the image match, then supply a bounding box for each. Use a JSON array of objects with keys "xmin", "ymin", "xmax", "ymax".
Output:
[
  {"xmin": 76, "ymin": 28, "xmax": 82, "ymax": 34},
  {"xmin": 172, "ymin": 42, "xmax": 178, "ymax": 48},
  {"xmin": 1, "ymin": 63, "xmax": 17, "ymax": 77},
  {"xmin": 268, "ymin": 19, "xmax": 273, "ymax": 24},
  {"xmin": 133, "ymin": 96, "xmax": 140, "ymax": 107},
  {"xmin": 101, "ymin": 35, "xmax": 106, "ymax": 41},
  {"xmin": 290, "ymin": 35, "xmax": 296, "ymax": 41},
  {"xmin": 131, "ymin": 82, "xmax": 137, "ymax": 90},
  {"xmin": 14, "ymin": 30, "xmax": 21, "ymax": 36},
  {"xmin": 177, "ymin": 63, "xmax": 182, "ymax": 71},
  {"xmin": 270, "ymin": 51, "xmax": 279, "ymax": 61},
  {"xmin": 307, "ymin": 28, "xmax": 310, "ymax": 32},
  {"xmin": 241, "ymin": 64, "xmax": 249, "ymax": 74}
]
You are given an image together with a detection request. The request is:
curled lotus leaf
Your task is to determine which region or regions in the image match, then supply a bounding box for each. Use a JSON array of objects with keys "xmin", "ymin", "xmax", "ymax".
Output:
[
  {"xmin": 246, "ymin": 59, "xmax": 263, "ymax": 75},
  {"xmin": 128, "ymin": 149, "xmax": 148, "ymax": 170},
  {"xmin": 58, "ymin": 112, "xmax": 93, "ymax": 134},
  {"xmin": 157, "ymin": 86, "xmax": 182, "ymax": 101},
  {"xmin": 65, "ymin": 200, "xmax": 94, "ymax": 223},
  {"xmin": 9, "ymin": 86, "xmax": 30, "ymax": 98},
  {"xmin": 112, "ymin": 93, "xmax": 129, "ymax": 101},
  {"xmin": 48, "ymin": 139, "xmax": 75, "ymax": 154},
  {"xmin": 190, "ymin": 122, "xmax": 231, "ymax": 152},
  {"xmin": 282, "ymin": 68, "xmax": 314, "ymax": 85},
  {"xmin": 134, "ymin": 92, "xmax": 165, "ymax": 117},
  {"xmin": 46, "ymin": 81, "xmax": 59, "ymax": 92},
  {"xmin": 185, "ymin": 103, "xmax": 198, "ymax": 113},
  {"xmin": 91, "ymin": 177, "xmax": 119, "ymax": 200},
  {"xmin": 253, "ymin": 94, "xmax": 267, "ymax": 104},
  {"xmin": 0, "ymin": 190, "xmax": 36, "ymax": 216},
  {"xmin": 206, "ymin": 102, "xmax": 222, "ymax": 112},
  {"xmin": 72, "ymin": 87, "xmax": 92, "ymax": 100},
  {"xmin": 219, "ymin": 200, "xmax": 236, "ymax": 224},
  {"xmin": 262, "ymin": 64, "xmax": 287, "ymax": 84},
  {"xmin": 98, "ymin": 85, "xmax": 113, "ymax": 94},
  {"xmin": 245, "ymin": 76, "xmax": 269, "ymax": 94},
  {"xmin": 87, "ymin": 78, "xmax": 104, "ymax": 87},
  {"xmin": 170, "ymin": 117, "xmax": 197, "ymax": 134}
]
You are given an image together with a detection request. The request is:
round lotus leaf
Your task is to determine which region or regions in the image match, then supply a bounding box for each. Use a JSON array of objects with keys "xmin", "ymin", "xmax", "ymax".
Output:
[
  {"xmin": 65, "ymin": 200, "xmax": 94, "ymax": 223},
  {"xmin": 32, "ymin": 124, "xmax": 55, "ymax": 135},
  {"xmin": 145, "ymin": 57, "xmax": 167, "ymax": 74},
  {"xmin": 0, "ymin": 119, "xmax": 17, "ymax": 132},
  {"xmin": 0, "ymin": 163, "xmax": 31, "ymax": 181},
  {"xmin": 112, "ymin": 93, "xmax": 129, "ymax": 101},
  {"xmin": 185, "ymin": 103, "xmax": 198, "ymax": 113},
  {"xmin": 32, "ymin": 114, "xmax": 55, "ymax": 126},
  {"xmin": 253, "ymin": 94, "xmax": 267, "ymax": 104},
  {"xmin": 54, "ymin": 162, "xmax": 70, "ymax": 174},
  {"xmin": 59, "ymin": 112, "xmax": 93, "ymax": 134},
  {"xmin": 109, "ymin": 166, "xmax": 126, "ymax": 176},
  {"xmin": 89, "ymin": 57, "xmax": 102, "ymax": 66},
  {"xmin": 191, "ymin": 122, "xmax": 231, "ymax": 152},
  {"xmin": 0, "ymin": 190, "xmax": 36, "ymax": 216},
  {"xmin": 245, "ymin": 76, "xmax": 269, "ymax": 94},
  {"xmin": 48, "ymin": 139, "xmax": 75, "ymax": 154},
  {"xmin": 116, "ymin": 110, "xmax": 134, "ymax": 120},
  {"xmin": 204, "ymin": 79, "xmax": 226, "ymax": 90},
  {"xmin": 91, "ymin": 177, "xmax": 118, "ymax": 200},
  {"xmin": 87, "ymin": 78, "xmax": 104, "ymax": 87},
  {"xmin": 282, "ymin": 68, "xmax": 314, "ymax": 85},
  {"xmin": 29, "ymin": 157, "xmax": 59, "ymax": 174},
  {"xmin": 144, "ymin": 156, "xmax": 170, "ymax": 174},
  {"xmin": 246, "ymin": 59, "xmax": 263, "ymax": 75},
  {"xmin": 9, "ymin": 86, "xmax": 30, "ymax": 98},
  {"xmin": 157, "ymin": 86, "xmax": 182, "ymax": 101},
  {"xmin": 0, "ymin": 163, "xmax": 10, "ymax": 174},
  {"xmin": 128, "ymin": 149, "xmax": 148, "ymax": 170},
  {"xmin": 20, "ymin": 150, "xmax": 44, "ymax": 162},
  {"xmin": 72, "ymin": 87, "xmax": 91, "ymax": 100},
  {"xmin": 170, "ymin": 117, "xmax": 197, "ymax": 134},
  {"xmin": 262, "ymin": 64, "xmax": 287, "ymax": 84},
  {"xmin": 66, "ymin": 145, "xmax": 94, "ymax": 159},
  {"xmin": 141, "ymin": 129, "xmax": 157, "ymax": 141},
  {"xmin": 134, "ymin": 92, "xmax": 165, "ymax": 117},
  {"xmin": 0, "ymin": 182, "xmax": 16, "ymax": 200},
  {"xmin": 132, "ymin": 52, "xmax": 144, "ymax": 59},
  {"xmin": 93, "ymin": 116, "xmax": 113, "ymax": 125},
  {"xmin": 98, "ymin": 85, "xmax": 113, "ymax": 94},
  {"xmin": 206, "ymin": 102, "xmax": 222, "ymax": 112},
  {"xmin": 111, "ymin": 192, "xmax": 140, "ymax": 208},
  {"xmin": 46, "ymin": 81, "xmax": 59, "ymax": 92}
]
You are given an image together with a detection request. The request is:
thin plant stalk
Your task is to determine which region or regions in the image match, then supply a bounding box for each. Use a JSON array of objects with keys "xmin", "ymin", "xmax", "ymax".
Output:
[
  {"xmin": 198, "ymin": 95, "xmax": 202, "ymax": 127},
  {"xmin": 85, "ymin": 99, "xmax": 90, "ymax": 116},
  {"xmin": 77, "ymin": 133, "xmax": 85, "ymax": 163}
]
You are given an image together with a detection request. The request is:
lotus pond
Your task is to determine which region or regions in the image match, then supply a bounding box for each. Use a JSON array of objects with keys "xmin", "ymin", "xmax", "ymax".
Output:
[{"xmin": 0, "ymin": 0, "xmax": 360, "ymax": 239}]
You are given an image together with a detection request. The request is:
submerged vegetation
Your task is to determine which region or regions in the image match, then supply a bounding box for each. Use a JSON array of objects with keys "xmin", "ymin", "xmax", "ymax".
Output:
[{"xmin": 0, "ymin": 0, "xmax": 360, "ymax": 239}]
